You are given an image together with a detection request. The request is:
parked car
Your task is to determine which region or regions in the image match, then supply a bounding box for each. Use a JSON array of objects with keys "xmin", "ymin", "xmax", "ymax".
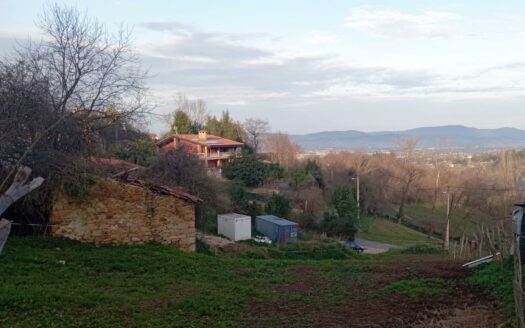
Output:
[
  {"xmin": 344, "ymin": 240, "xmax": 365, "ymax": 253},
  {"xmin": 253, "ymin": 235, "xmax": 272, "ymax": 244}
]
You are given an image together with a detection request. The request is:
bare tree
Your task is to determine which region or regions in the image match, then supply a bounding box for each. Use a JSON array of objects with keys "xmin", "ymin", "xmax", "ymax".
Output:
[
  {"xmin": 244, "ymin": 118, "xmax": 269, "ymax": 153},
  {"xmin": 395, "ymin": 163, "xmax": 422, "ymax": 222},
  {"xmin": 395, "ymin": 137, "xmax": 422, "ymax": 222},
  {"xmin": 263, "ymin": 132, "xmax": 301, "ymax": 168},
  {"xmin": 1, "ymin": 3, "xmax": 148, "ymax": 191},
  {"xmin": 167, "ymin": 93, "xmax": 208, "ymax": 131}
]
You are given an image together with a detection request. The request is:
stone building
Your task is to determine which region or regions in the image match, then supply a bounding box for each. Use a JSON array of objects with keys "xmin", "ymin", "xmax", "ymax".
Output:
[{"xmin": 50, "ymin": 177, "xmax": 201, "ymax": 251}]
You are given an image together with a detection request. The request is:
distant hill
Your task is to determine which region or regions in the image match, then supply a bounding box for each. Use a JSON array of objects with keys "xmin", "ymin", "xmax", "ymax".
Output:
[{"xmin": 290, "ymin": 125, "xmax": 525, "ymax": 151}]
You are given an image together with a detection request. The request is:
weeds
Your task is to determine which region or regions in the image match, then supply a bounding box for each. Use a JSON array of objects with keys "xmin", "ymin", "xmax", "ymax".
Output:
[
  {"xmin": 401, "ymin": 245, "xmax": 444, "ymax": 255},
  {"xmin": 384, "ymin": 278, "xmax": 452, "ymax": 298},
  {"xmin": 468, "ymin": 257, "xmax": 515, "ymax": 316}
]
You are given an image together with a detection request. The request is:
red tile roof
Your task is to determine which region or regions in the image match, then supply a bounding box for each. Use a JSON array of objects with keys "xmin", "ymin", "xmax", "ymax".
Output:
[{"xmin": 157, "ymin": 134, "xmax": 243, "ymax": 147}]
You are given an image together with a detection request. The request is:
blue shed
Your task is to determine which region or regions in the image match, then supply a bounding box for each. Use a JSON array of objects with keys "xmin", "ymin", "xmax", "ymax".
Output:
[{"xmin": 255, "ymin": 215, "xmax": 298, "ymax": 243}]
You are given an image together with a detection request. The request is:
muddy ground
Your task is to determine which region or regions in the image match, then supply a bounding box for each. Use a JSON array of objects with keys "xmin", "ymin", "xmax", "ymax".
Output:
[{"xmin": 243, "ymin": 255, "xmax": 508, "ymax": 328}]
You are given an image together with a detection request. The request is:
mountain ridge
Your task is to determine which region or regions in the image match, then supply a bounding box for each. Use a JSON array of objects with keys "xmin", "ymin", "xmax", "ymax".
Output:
[{"xmin": 290, "ymin": 125, "xmax": 525, "ymax": 151}]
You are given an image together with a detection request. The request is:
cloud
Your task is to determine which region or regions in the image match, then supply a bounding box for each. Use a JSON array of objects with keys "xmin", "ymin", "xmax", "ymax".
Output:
[
  {"xmin": 344, "ymin": 8, "xmax": 459, "ymax": 38},
  {"xmin": 137, "ymin": 20, "xmax": 525, "ymax": 131},
  {"xmin": 139, "ymin": 21, "xmax": 271, "ymax": 66},
  {"xmin": 306, "ymin": 31, "xmax": 337, "ymax": 44}
]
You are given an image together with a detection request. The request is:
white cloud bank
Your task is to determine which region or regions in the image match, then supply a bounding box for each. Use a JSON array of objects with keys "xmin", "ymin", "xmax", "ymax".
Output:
[{"xmin": 344, "ymin": 8, "xmax": 459, "ymax": 38}]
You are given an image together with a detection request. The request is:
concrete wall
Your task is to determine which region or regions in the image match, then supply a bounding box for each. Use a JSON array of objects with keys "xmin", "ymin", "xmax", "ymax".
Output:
[{"xmin": 50, "ymin": 178, "xmax": 196, "ymax": 251}]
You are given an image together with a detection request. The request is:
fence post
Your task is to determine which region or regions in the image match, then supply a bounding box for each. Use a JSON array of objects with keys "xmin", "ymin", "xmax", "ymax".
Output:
[
  {"xmin": 514, "ymin": 234, "xmax": 525, "ymax": 328},
  {"xmin": 0, "ymin": 219, "xmax": 11, "ymax": 255}
]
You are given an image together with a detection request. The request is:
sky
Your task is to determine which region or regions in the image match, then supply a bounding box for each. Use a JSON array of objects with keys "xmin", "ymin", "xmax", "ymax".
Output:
[{"xmin": 1, "ymin": 0, "xmax": 525, "ymax": 134}]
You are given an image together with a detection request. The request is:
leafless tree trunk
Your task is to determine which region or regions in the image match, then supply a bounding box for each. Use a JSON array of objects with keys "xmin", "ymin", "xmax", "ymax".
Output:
[
  {"xmin": 244, "ymin": 118, "xmax": 269, "ymax": 153},
  {"xmin": 395, "ymin": 137, "xmax": 421, "ymax": 222},
  {"xmin": 170, "ymin": 93, "xmax": 208, "ymax": 130},
  {"xmin": 396, "ymin": 168, "xmax": 420, "ymax": 222},
  {"xmin": 0, "ymin": 167, "xmax": 44, "ymax": 216},
  {"xmin": 431, "ymin": 164, "xmax": 441, "ymax": 213},
  {"xmin": 0, "ymin": 166, "xmax": 44, "ymax": 255}
]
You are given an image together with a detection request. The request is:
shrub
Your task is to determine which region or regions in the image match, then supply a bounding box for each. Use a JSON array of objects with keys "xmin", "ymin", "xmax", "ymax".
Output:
[
  {"xmin": 384, "ymin": 278, "xmax": 452, "ymax": 298},
  {"xmin": 265, "ymin": 194, "xmax": 291, "ymax": 217},
  {"xmin": 304, "ymin": 160, "xmax": 324, "ymax": 188},
  {"xmin": 320, "ymin": 213, "xmax": 357, "ymax": 240},
  {"xmin": 222, "ymin": 156, "xmax": 268, "ymax": 187},
  {"xmin": 63, "ymin": 175, "xmax": 96, "ymax": 199},
  {"xmin": 113, "ymin": 139, "xmax": 157, "ymax": 166},
  {"xmin": 227, "ymin": 181, "xmax": 249, "ymax": 210},
  {"xmin": 401, "ymin": 245, "xmax": 443, "ymax": 255},
  {"xmin": 244, "ymin": 240, "xmax": 356, "ymax": 260},
  {"xmin": 331, "ymin": 186, "xmax": 357, "ymax": 218}
]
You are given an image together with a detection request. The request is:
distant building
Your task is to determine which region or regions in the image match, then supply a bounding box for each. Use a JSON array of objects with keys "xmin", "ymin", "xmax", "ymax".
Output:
[{"xmin": 156, "ymin": 130, "xmax": 243, "ymax": 168}]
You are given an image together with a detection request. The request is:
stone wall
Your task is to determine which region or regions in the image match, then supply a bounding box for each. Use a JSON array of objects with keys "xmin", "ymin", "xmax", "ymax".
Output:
[{"xmin": 50, "ymin": 178, "xmax": 196, "ymax": 251}]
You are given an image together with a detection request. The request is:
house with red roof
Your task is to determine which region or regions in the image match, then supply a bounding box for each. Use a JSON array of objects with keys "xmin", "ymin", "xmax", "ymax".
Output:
[{"xmin": 156, "ymin": 130, "xmax": 243, "ymax": 168}]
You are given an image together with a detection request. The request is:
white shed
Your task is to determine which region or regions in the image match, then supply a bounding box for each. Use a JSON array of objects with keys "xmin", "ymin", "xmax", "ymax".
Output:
[{"xmin": 217, "ymin": 213, "xmax": 251, "ymax": 241}]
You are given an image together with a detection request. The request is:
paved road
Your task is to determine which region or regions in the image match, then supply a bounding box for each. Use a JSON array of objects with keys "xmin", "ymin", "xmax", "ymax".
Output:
[{"xmin": 354, "ymin": 238, "xmax": 400, "ymax": 254}]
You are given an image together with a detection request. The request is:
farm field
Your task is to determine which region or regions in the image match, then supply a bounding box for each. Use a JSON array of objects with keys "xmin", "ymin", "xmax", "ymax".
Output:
[{"xmin": 0, "ymin": 237, "xmax": 506, "ymax": 328}]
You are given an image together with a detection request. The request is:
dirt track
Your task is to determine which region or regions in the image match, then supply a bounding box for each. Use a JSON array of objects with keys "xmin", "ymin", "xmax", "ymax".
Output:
[{"xmin": 243, "ymin": 255, "xmax": 507, "ymax": 328}]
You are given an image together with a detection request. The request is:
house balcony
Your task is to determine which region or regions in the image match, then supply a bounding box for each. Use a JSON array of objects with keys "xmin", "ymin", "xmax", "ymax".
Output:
[{"xmin": 197, "ymin": 152, "xmax": 238, "ymax": 160}]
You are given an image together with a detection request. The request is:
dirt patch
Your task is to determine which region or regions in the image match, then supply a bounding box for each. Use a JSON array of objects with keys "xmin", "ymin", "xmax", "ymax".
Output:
[
  {"xmin": 242, "ymin": 255, "xmax": 507, "ymax": 327},
  {"xmin": 410, "ymin": 306, "xmax": 508, "ymax": 328},
  {"xmin": 197, "ymin": 232, "xmax": 259, "ymax": 256}
]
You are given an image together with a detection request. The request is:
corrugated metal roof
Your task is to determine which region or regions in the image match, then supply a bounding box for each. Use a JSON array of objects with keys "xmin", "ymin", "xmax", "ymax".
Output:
[{"xmin": 256, "ymin": 215, "xmax": 297, "ymax": 226}]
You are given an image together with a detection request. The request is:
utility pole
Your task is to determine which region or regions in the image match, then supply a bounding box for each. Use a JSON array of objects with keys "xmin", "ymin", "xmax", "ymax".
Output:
[{"xmin": 444, "ymin": 188, "xmax": 451, "ymax": 250}]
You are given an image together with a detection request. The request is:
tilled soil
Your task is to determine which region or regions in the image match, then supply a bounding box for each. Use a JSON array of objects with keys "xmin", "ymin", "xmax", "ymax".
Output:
[{"xmin": 243, "ymin": 255, "xmax": 508, "ymax": 328}]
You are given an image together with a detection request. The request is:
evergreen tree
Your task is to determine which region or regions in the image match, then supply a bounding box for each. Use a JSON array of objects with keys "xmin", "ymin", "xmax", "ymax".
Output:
[
  {"xmin": 265, "ymin": 193, "xmax": 292, "ymax": 217},
  {"xmin": 171, "ymin": 110, "xmax": 194, "ymax": 134},
  {"xmin": 205, "ymin": 110, "xmax": 244, "ymax": 141},
  {"xmin": 331, "ymin": 186, "xmax": 357, "ymax": 218}
]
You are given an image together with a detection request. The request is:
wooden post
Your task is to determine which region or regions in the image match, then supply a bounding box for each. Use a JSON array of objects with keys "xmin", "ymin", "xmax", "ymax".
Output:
[
  {"xmin": 0, "ymin": 166, "xmax": 44, "ymax": 255},
  {"xmin": 0, "ymin": 219, "xmax": 11, "ymax": 255},
  {"xmin": 514, "ymin": 234, "xmax": 525, "ymax": 328}
]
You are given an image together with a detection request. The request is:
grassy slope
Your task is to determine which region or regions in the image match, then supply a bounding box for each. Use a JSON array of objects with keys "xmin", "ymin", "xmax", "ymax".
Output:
[
  {"xmin": 404, "ymin": 205, "xmax": 495, "ymax": 238},
  {"xmin": 0, "ymin": 237, "xmax": 371, "ymax": 328},
  {"xmin": 357, "ymin": 217, "xmax": 440, "ymax": 247}
]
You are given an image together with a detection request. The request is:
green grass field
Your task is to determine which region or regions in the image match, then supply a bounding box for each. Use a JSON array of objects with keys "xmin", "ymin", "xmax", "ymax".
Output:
[
  {"xmin": 0, "ymin": 237, "xmax": 369, "ymax": 328},
  {"xmin": 0, "ymin": 236, "xmax": 505, "ymax": 327},
  {"xmin": 357, "ymin": 217, "xmax": 440, "ymax": 247}
]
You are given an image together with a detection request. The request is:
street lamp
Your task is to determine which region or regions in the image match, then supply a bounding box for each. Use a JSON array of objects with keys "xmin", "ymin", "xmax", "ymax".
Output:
[{"xmin": 352, "ymin": 175, "xmax": 360, "ymax": 224}]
